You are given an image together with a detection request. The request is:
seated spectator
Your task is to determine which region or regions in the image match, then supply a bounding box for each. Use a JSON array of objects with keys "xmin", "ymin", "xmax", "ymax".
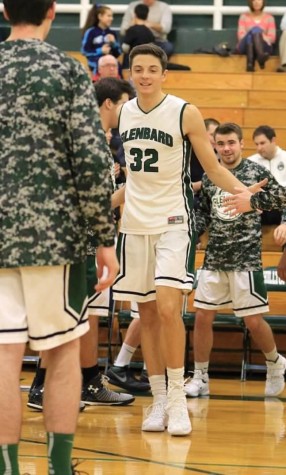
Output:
[
  {"xmin": 81, "ymin": 4, "xmax": 121, "ymax": 76},
  {"xmin": 120, "ymin": 0, "xmax": 173, "ymax": 59},
  {"xmin": 248, "ymin": 125, "xmax": 286, "ymax": 225},
  {"xmin": 277, "ymin": 13, "xmax": 286, "ymax": 72},
  {"xmin": 236, "ymin": 0, "xmax": 276, "ymax": 72},
  {"xmin": 122, "ymin": 4, "xmax": 155, "ymax": 55},
  {"xmin": 92, "ymin": 54, "xmax": 121, "ymax": 82}
]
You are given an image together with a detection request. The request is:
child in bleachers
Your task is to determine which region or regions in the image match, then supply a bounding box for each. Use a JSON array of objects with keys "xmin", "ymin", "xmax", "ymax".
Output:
[{"xmin": 81, "ymin": 4, "xmax": 121, "ymax": 75}]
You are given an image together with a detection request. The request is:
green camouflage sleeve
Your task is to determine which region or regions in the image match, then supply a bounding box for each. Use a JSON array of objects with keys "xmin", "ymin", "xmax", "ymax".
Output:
[
  {"xmin": 250, "ymin": 175, "xmax": 286, "ymax": 212},
  {"xmin": 69, "ymin": 63, "xmax": 115, "ymax": 247},
  {"xmin": 195, "ymin": 174, "xmax": 212, "ymax": 238}
]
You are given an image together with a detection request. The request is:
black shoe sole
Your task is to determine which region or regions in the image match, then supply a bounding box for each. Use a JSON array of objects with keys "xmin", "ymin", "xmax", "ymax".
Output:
[
  {"xmin": 81, "ymin": 396, "xmax": 135, "ymax": 406},
  {"xmin": 107, "ymin": 376, "xmax": 150, "ymax": 392},
  {"xmin": 27, "ymin": 402, "xmax": 85, "ymax": 412}
]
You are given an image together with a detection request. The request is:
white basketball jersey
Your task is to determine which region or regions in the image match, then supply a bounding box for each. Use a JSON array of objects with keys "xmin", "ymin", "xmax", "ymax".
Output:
[{"xmin": 119, "ymin": 94, "xmax": 194, "ymax": 234}]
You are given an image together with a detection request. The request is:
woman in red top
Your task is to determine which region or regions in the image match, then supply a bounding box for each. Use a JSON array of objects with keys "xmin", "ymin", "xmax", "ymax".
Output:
[{"xmin": 236, "ymin": 0, "xmax": 276, "ymax": 71}]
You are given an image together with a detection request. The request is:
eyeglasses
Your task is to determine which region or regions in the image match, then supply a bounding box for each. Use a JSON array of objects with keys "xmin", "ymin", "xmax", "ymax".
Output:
[{"xmin": 101, "ymin": 63, "xmax": 118, "ymax": 68}]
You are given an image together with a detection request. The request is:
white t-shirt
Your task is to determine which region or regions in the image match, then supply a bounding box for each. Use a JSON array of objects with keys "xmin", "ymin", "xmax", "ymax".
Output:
[{"xmin": 248, "ymin": 146, "xmax": 286, "ymax": 186}]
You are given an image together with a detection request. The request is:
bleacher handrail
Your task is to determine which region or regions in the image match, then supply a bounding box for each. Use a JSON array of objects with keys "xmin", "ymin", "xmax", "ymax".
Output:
[{"xmin": 0, "ymin": 2, "xmax": 284, "ymax": 30}]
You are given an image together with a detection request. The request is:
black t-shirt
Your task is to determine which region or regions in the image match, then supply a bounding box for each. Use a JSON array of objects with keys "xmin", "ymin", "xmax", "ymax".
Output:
[{"xmin": 123, "ymin": 25, "xmax": 155, "ymax": 50}]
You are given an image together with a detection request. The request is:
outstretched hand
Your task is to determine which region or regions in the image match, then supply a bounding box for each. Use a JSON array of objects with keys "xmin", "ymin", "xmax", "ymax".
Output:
[
  {"xmin": 223, "ymin": 178, "xmax": 268, "ymax": 216},
  {"xmin": 248, "ymin": 178, "xmax": 268, "ymax": 194}
]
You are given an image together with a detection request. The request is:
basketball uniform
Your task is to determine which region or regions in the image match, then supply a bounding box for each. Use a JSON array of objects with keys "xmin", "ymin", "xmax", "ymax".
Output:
[{"xmin": 113, "ymin": 94, "xmax": 196, "ymax": 302}]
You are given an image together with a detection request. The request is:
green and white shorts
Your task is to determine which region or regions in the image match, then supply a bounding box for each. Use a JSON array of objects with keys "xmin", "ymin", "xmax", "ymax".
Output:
[
  {"xmin": 194, "ymin": 269, "xmax": 269, "ymax": 317},
  {"xmin": 113, "ymin": 230, "xmax": 195, "ymax": 303},
  {"xmin": 0, "ymin": 263, "xmax": 89, "ymax": 351},
  {"xmin": 86, "ymin": 255, "xmax": 110, "ymax": 317}
]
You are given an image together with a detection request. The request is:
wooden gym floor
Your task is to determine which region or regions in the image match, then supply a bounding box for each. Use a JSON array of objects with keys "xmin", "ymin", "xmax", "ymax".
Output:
[{"xmin": 19, "ymin": 369, "xmax": 286, "ymax": 474}]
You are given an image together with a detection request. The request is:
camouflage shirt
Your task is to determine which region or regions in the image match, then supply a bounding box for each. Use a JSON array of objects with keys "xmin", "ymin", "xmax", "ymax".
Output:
[
  {"xmin": 251, "ymin": 184, "xmax": 286, "ymax": 213},
  {"xmin": 87, "ymin": 149, "xmax": 116, "ymax": 256},
  {"xmin": 196, "ymin": 159, "xmax": 282, "ymax": 271},
  {"xmin": 0, "ymin": 39, "xmax": 115, "ymax": 268}
]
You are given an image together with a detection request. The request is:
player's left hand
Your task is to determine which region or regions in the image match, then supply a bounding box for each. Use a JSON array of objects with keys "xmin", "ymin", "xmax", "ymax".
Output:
[
  {"xmin": 274, "ymin": 223, "xmax": 286, "ymax": 246},
  {"xmin": 95, "ymin": 245, "xmax": 119, "ymax": 291}
]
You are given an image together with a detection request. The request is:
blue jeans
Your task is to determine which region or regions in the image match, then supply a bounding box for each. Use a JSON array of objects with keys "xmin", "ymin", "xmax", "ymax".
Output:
[
  {"xmin": 155, "ymin": 40, "xmax": 174, "ymax": 58},
  {"xmin": 237, "ymin": 27, "xmax": 273, "ymax": 55}
]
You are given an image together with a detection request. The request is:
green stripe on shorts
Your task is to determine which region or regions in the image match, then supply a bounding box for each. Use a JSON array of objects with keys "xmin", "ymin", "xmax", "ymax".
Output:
[{"xmin": 67, "ymin": 261, "xmax": 88, "ymax": 314}]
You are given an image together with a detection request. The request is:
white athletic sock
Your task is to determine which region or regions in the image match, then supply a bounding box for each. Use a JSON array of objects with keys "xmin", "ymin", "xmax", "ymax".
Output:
[
  {"xmin": 167, "ymin": 367, "xmax": 186, "ymax": 400},
  {"xmin": 264, "ymin": 347, "xmax": 279, "ymax": 363},
  {"xmin": 194, "ymin": 361, "xmax": 209, "ymax": 373},
  {"xmin": 149, "ymin": 375, "xmax": 167, "ymax": 402},
  {"xmin": 114, "ymin": 343, "xmax": 136, "ymax": 367}
]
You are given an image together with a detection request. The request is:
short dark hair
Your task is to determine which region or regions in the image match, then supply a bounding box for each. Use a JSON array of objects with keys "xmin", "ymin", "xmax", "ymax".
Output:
[
  {"xmin": 214, "ymin": 122, "xmax": 243, "ymax": 141},
  {"xmin": 252, "ymin": 125, "xmax": 276, "ymax": 141},
  {"xmin": 3, "ymin": 0, "xmax": 54, "ymax": 26},
  {"xmin": 204, "ymin": 118, "xmax": 220, "ymax": 131},
  {"xmin": 129, "ymin": 43, "xmax": 168, "ymax": 71},
  {"xmin": 134, "ymin": 4, "xmax": 149, "ymax": 21},
  {"xmin": 94, "ymin": 78, "xmax": 134, "ymax": 107}
]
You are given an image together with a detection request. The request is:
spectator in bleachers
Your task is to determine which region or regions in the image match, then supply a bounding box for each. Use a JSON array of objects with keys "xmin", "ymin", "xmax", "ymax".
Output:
[
  {"xmin": 120, "ymin": 0, "xmax": 173, "ymax": 59},
  {"xmin": 92, "ymin": 54, "xmax": 121, "ymax": 82},
  {"xmin": 122, "ymin": 4, "xmax": 155, "ymax": 55},
  {"xmin": 248, "ymin": 125, "xmax": 286, "ymax": 225},
  {"xmin": 277, "ymin": 13, "xmax": 286, "ymax": 72},
  {"xmin": 236, "ymin": 0, "xmax": 276, "ymax": 72},
  {"xmin": 81, "ymin": 4, "xmax": 121, "ymax": 76}
]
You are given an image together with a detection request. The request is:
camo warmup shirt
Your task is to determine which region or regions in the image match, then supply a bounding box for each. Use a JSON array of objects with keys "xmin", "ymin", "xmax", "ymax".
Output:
[
  {"xmin": 0, "ymin": 39, "xmax": 115, "ymax": 268},
  {"xmin": 196, "ymin": 159, "xmax": 282, "ymax": 271}
]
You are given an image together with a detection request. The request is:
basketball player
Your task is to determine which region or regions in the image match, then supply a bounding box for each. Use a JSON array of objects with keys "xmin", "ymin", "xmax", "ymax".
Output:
[
  {"xmin": 112, "ymin": 44, "xmax": 266, "ymax": 436},
  {"xmin": 28, "ymin": 79, "xmax": 135, "ymax": 411},
  {"xmin": 0, "ymin": 1, "xmax": 118, "ymax": 474},
  {"xmin": 184, "ymin": 123, "xmax": 286, "ymax": 398}
]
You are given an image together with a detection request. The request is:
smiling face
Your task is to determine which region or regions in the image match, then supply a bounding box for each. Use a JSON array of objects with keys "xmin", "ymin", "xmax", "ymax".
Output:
[
  {"xmin": 215, "ymin": 132, "xmax": 243, "ymax": 168},
  {"xmin": 130, "ymin": 54, "xmax": 166, "ymax": 97}
]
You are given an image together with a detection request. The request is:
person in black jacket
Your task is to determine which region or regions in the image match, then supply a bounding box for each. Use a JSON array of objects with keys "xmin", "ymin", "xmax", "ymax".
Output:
[{"xmin": 121, "ymin": 4, "xmax": 155, "ymax": 67}]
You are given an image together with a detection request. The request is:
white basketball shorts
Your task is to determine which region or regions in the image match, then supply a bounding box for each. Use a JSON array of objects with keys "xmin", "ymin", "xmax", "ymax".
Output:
[
  {"xmin": 113, "ymin": 230, "xmax": 195, "ymax": 303},
  {"xmin": 194, "ymin": 269, "xmax": 269, "ymax": 317},
  {"xmin": 0, "ymin": 263, "xmax": 89, "ymax": 351}
]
